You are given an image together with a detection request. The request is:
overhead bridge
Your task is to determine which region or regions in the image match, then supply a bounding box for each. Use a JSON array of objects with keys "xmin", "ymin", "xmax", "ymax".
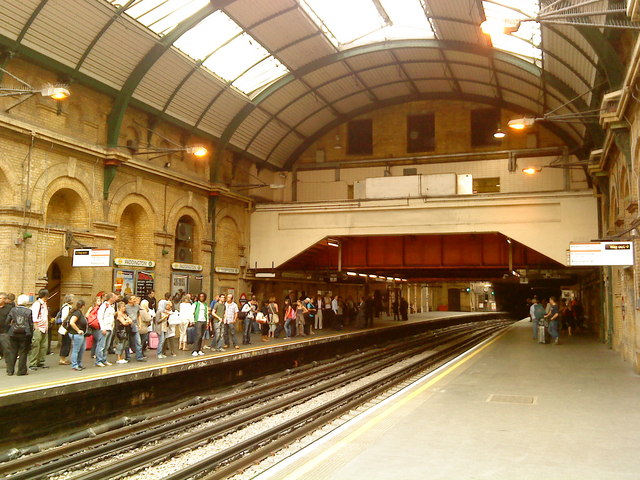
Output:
[{"xmin": 249, "ymin": 191, "xmax": 598, "ymax": 275}]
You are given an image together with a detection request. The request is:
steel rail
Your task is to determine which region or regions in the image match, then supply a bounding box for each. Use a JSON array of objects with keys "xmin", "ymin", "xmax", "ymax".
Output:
[
  {"xmin": 69, "ymin": 325, "xmax": 497, "ymax": 480},
  {"xmin": 174, "ymin": 325, "xmax": 507, "ymax": 480},
  {"xmin": 2, "ymin": 322, "xmax": 494, "ymax": 479}
]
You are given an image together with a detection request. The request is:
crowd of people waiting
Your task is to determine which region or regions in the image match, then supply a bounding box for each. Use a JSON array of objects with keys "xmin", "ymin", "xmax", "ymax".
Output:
[{"xmin": 0, "ymin": 289, "xmax": 410, "ymax": 376}]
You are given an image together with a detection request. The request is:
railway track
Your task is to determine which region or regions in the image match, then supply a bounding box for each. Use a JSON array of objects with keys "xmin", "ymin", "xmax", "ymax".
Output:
[{"xmin": 1, "ymin": 319, "xmax": 511, "ymax": 480}]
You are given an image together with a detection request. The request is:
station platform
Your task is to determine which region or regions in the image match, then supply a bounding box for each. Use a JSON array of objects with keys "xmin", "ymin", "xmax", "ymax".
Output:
[{"xmin": 262, "ymin": 319, "xmax": 640, "ymax": 480}]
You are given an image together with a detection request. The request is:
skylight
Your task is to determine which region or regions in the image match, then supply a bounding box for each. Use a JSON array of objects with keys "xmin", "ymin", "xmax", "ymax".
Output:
[
  {"xmin": 299, "ymin": 0, "xmax": 434, "ymax": 48},
  {"xmin": 107, "ymin": 2, "xmax": 290, "ymax": 96},
  {"xmin": 108, "ymin": 0, "xmax": 210, "ymax": 36},
  {"xmin": 482, "ymin": 1, "xmax": 542, "ymax": 63}
]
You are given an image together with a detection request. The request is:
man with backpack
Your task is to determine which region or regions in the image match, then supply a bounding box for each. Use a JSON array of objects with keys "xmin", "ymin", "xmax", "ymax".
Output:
[{"xmin": 6, "ymin": 294, "xmax": 34, "ymax": 375}]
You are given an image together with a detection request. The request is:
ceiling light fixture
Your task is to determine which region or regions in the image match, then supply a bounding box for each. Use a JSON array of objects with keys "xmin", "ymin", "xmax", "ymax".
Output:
[
  {"xmin": 347, "ymin": 271, "xmax": 357, "ymax": 276},
  {"xmin": 333, "ymin": 134, "xmax": 342, "ymax": 150},
  {"xmin": 327, "ymin": 240, "xmax": 339, "ymax": 247},
  {"xmin": 124, "ymin": 143, "xmax": 209, "ymax": 160},
  {"xmin": 522, "ymin": 166, "xmax": 542, "ymax": 175},
  {"xmin": 493, "ymin": 126, "xmax": 506, "ymax": 139},
  {"xmin": 0, "ymin": 67, "xmax": 70, "ymax": 112}
]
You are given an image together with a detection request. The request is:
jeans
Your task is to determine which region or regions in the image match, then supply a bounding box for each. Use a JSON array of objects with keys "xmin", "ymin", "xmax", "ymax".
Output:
[
  {"xmin": 209, "ymin": 320, "xmax": 224, "ymax": 349},
  {"xmin": 284, "ymin": 318, "xmax": 292, "ymax": 337},
  {"xmin": 243, "ymin": 316, "xmax": 253, "ymax": 344},
  {"xmin": 224, "ymin": 323, "xmax": 238, "ymax": 347},
  {"xmin": 70, "ymin": 333, "xmax": 86, "ymax": 368},
  {"xmin": 532, "ymin": 318, "xmax": 539, "ymax": 339},
  {"xmin": 96, "ymin": 330, "xmax": 112, "ymax": 365},
  {"xmin": 126, "ymin": 331, "xmax": 144, "ymax": 360},
  {"xmin": 193, "ymin": 322, "xmax": 207, "ymax": 352},
  {"xmin": 548, "ymin": 320, "xmax": 559, "ymax": 339},
  {"xmin": 157, "ymin": 331, "xmax": 166, "ymax": 356}
]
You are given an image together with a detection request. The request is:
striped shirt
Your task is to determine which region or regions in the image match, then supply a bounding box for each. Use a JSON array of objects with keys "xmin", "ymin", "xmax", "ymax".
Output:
[{"xmin": 31, "ymin": 299, "xmax": 48, "ymax": 333}]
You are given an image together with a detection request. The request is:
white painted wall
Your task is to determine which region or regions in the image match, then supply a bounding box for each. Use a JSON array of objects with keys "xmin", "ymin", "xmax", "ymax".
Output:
[{"xmin": 249, "ymin": 191, "xmax": 598, "ymax": 268}]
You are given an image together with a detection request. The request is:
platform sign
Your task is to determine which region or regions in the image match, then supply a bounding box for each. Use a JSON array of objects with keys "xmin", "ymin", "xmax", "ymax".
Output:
[
  {"xmin": 73, "ymin": 248, "xmax": 112, "ymax": 267},
  {"xmin": 568, "ymin": 242, "xmax": 634, "ymax": 266}
]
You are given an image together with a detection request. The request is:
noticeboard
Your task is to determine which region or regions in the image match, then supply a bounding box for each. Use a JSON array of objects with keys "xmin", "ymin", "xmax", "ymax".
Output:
[
  {"xmin": 568, "ymin": 242, "xmax": 634, "ymax": 266},
  {"xmin": 73, "ymin": 249, "xmax": 112, "ymax": 267}
]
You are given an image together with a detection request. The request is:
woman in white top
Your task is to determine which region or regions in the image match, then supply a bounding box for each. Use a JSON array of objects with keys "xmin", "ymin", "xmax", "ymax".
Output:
[{"xmin": 178, "ymin": 294, "xmax": 193, "ymax": 350}]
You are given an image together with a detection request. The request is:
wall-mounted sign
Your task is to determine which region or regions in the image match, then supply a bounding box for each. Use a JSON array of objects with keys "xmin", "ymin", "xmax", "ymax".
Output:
[
  {"xmin": 114, "ymin": 269, "xmax": 135, "ymax": 296},
  {"xmin": 569, "ymin": 242, "xmax": 634, "ymax": 266},
  {"xmin": 135, "ymin": 271, "xmax": 155, "ymax": 297},
  {"xmin": 172, "ymin": 262, "xmax": 203, "ymax": 272},
  {"xmin": 114, "ymin": 258, "xmax": 155, "ymax": 268},
  {"xmin": 215, "ymin": 266, "xmax": 240, "ymax": 274},
  {"xmin": 73, "ymin": 249, "xmax": 112, "ymax": 267}
]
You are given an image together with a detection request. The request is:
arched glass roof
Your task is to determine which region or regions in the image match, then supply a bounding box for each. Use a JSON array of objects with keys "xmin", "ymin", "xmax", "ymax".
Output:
[{"xmin": 0, "ymin": 0, "xmax": 625, "ymax": 170}]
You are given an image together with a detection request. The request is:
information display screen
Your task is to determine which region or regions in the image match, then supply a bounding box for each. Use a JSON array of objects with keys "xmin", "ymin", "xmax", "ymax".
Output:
[
  {"xmin": 568, "ymin": 242, "xmax": 634, "ymax": 266},
  {"xmin": 72, "ymin": 249, "xmax": 112, "ymax": 267}
]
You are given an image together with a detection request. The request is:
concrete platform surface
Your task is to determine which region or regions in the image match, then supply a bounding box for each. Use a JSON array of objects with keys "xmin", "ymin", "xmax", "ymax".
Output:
[
  {"xmin": 263, "ymin": 319, "xmax": 640, "ymax": 480},
  {"xmin": 0, "ymin": 311, "xmax": 484, "ymax": 402}
]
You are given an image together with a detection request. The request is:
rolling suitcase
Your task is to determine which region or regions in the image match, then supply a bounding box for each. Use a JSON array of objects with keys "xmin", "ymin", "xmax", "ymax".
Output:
[
  {"xmin": 148, "ymin": 331, "xmax": 159, "ymax": 349},
  {"xmin": 538, "ymin": 324, "xmax": 547, "ymax": 344}
]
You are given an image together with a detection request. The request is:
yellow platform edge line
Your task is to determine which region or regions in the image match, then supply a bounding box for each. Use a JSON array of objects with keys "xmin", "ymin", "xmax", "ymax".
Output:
[{"xmin": 281, "ymin": 328, "xmax": 509, "ymax": 480}]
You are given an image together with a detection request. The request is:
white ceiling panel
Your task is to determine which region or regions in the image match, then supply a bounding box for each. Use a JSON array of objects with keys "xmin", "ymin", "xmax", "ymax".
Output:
[
  {"xmin": 316, "ymin": 75, "xmax": 362, "ymax": 103},
  {"xmin": 414, "ymin": 79, "xmax": 454, "ymax": 92},
  {"xmin": 260, "ymin": 80, "xmax": 309, "ymax": 114},
  {"xmin": 247, "ymin": 119, "xmax": 293, "ymax": 159},
  {"xmin": 277, "ymin": 92, "xmax": 325, "ymax": 126},
  {"xmin": 371, "ymin": 82, "xmax": 413, "ymax": 100},
  {"xmin": 449, "ymin": 64, "xmax": 492, "ymax": 84},
  {"xmin": 296, "ymin": 107, "xmax": 337, "ymax": 136},
  {"xmin": 502, "ymin": 90, "xmax": 540, "ymax": 114},
  {"xmin": 494, "ymin": 60, "xmax": 540, "ymax": 84},
  {"xmin": 393, "ymin": 48, "xmax": 444, "ymax": 62},
  {"xmin": 250, "ymin": 8, "xmax": 318, "ymax": 51},
  {"xmin": 165, "ymin": 70, "xmax": 226, "ymax": 125},
  {"xmin": 134, "ymin": 51, "xmax": 195, "ymax": 110},
  {"xmin": 344, "ymin": 51, "xmax": 395, "ymax": 71},
  {"xmin": 357, "ymin": 65, "xmax": 405, "ymax": 88},
  {"xmin": 197, "ymin": 91, "xmax": 248, "ymax": 137},
  {"xmin": 277, "ymin": 35, "xmax": 336, "ymax": 70},
  {"xmin": 21, "ymin": 1, "xmax": 112, "ymax": 68},
  {"xmin": 302, "ymin": 63, "xmax": 352, "ymax": 87},
  {"xmin": 268, "ymin": 130, "xmax": 302, "ymax": 167},
  {"xmin": 0, "ymin": 0, "xmax": 42, "ymax": 39},
  {"xmin": 80, "ymin": 21, "xmax": 156, "ymax": 88},
  {"xmin": 225, "ymin": 0, "xmax": 298, "ymax": 28},
  {"xmin": 444, "ymin": 50, "xmax": 488, "ymax": 67},
  {"xmin": 403, "ymin": 62, "xmax": 449, "ymax": 79},
  {"xmin": 458, "ymin": 81, "xmax": 496, "ymax": 99},
  {"xmin": 332, "ymin": 92, "xmax": 372, "ymax": 114},
  {"xmin": 230, "ymin": 107, "xmax": 272, "ymax": 148},
  {"xmin": 435, "ymin": 21, "xmax": 483, "ymax": 45}
]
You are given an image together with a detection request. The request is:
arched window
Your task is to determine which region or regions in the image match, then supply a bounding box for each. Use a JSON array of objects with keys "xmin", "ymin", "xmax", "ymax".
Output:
[{"xmin": 175, "ymin": 215, "xmax": 196, "ymax": 263}]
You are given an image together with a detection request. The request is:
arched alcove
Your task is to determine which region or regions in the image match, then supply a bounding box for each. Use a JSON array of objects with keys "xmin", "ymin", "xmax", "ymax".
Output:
[
  {"xmin": 175, "ymin": 215, "xmax": 198, "ymax": 264},
  {"xmin": 215, "ymin": 216, "xmax": 241, "ymax": 268},
  {"xmin": 45, "ymin": 188, "xmax": 87, "ymax": 229},
  {"xmin": 116, "ymin": 203, "xmax": 153, "ymax": 259}
]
